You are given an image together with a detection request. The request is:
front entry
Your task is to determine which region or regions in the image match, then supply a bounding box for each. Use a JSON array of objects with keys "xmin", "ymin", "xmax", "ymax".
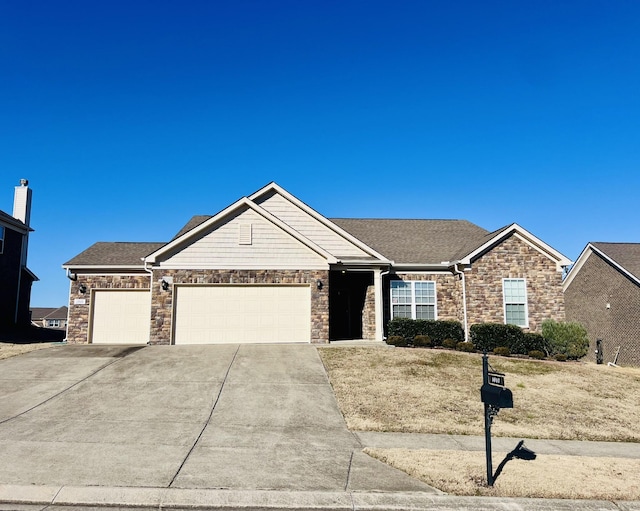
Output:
[{"xmin": 329, "ymin": 271, "xmax": 374, "ymax": 340}]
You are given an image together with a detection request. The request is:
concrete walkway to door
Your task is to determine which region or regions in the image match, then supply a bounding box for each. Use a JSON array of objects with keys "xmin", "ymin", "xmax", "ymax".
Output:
[{"xmin": 0, "ymin": 343, "xmax": 435, "ymax": 493}]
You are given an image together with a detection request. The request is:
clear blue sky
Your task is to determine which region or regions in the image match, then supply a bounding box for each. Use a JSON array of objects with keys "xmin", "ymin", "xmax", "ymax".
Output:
[{"xmin": 2, "ymin": 1, "xmax": 639, "ymax": 307}]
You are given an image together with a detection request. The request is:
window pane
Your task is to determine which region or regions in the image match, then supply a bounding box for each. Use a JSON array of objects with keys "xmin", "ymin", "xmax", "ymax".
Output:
[
  {"xmin": 504, "ymin": 279, "xmax": 526, "ymax": 302},
  {"xmin": 393, "ymin": 305, "xmax": 412, "ymax": 318},
  {"xmin": 414, "ymin": 281, "xmax": 435, "ymax": 304},
  {"xmin": 416, "ymin": 305, "xmax": 435, "ymax": 320},
  {"xmin": 391, "ymin": 281, "xmax": 412, "ymax": 304},
  {"xmin": 506, "ymin": 304, "xmax": 526, "ymax": 326}
]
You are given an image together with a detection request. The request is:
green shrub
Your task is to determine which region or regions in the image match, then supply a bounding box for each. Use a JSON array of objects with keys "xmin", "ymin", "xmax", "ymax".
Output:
[
  {"xmin": 386, "ymin": 335, "xmax": 408, "ymax": 347},
  {"xmin": 528, "ymin": 350, "xmax": 546, "ymax": 360},
  {"xmin": 470, "ymin": 323, "xmax": 524, "ymax": 353},
  {"xmin": 493, "ymin": 346, "xmax": 511, "ymax": 357},
  {"xmin": 442, "ymin": 338, "xmax": 457, "ymax": 349},
  {"xmin": 387, "ymin": 318, "xmax": 464, "ymax": 346},
  {"xmin": 413, "ymin": 335, "xmax": 432, "ymax": 347},
  {"xmin": 555, "ymin": 353, "xmax": 568, "ymax": 362},
  {"xmin": 541, "ymin": 320, "xmax": 589, "ymax": 359},
  {"xmin": 456, "ymin": 341, "xmax": 475, "ymax": 352},
  {"xmin": 513, "ymin": 332, "xmax": 549, "ymax": 355}
]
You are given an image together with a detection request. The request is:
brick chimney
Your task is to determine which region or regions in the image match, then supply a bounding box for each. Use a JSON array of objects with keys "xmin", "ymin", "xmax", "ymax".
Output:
[{"xmin": 13, "ymin": 178, "xmax": 32, "ymax": 227}]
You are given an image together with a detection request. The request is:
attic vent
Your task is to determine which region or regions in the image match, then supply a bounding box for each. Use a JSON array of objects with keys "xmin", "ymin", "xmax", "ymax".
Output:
[{"xmin": 239, "ymin": 223, "xmax": 252, "ymax": 245}]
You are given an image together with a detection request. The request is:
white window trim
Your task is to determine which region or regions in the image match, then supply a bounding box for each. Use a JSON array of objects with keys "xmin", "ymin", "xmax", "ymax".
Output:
[
  {"xmin": 502, "ymin": 278, "xmax": 529, "ymax": 328},
  {"xmin": 390, "ymin": 280, "xmax": 438, "ymax": 320}
]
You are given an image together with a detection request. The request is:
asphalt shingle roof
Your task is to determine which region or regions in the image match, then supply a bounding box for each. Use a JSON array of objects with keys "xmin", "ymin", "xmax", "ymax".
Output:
[
  {"xmin": 64, "ymin": 242, "xmax": 166, "ymax": 266},
  {"xmin": 331, "ymin": 218, "xmax": 490, "ymax": 264},
  {"xmin": 591, "ymin": 242, "xmax": 640, "ymax": 280}
]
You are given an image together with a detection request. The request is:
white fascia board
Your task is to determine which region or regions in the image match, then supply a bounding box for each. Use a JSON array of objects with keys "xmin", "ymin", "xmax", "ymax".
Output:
[
  {"xmin": 568, "ymin": 243, "xmax": 640, "ymax": 289},
  {"xmin": 562, "ymin": 244, "xmax": 593, "ymax": 291},
  {"xmin": 392, "ymin": 263, "xmax": 451, "ymax": 271},
  {"xmin": 459, "ymin": 223, "xmax": 572, "ymax": 271},
  {"xmin": 249, "ymin": 182, "xmax": 390, "ymax": 263},
  {"xmin": 61, "ymin": 265, "xmax": 147, "ymax": 272},
  {"xmin": 145, "ymin": 196, "xmax": 338, "ymax": 265}
]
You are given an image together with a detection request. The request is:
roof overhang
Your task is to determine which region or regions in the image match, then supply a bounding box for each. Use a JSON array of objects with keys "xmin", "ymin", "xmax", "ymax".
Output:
[{"xmin": 563, "ymin": 243, "xmax": 640, "ymax": 291}]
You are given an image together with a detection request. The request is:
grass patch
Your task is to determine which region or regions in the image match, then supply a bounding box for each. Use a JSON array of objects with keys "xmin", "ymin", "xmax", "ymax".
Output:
[
  {"xmin": 0, "ymin": 343, "xmax": 54, "ymax": 360},
  {"xmin": 365, "ymin": 448, "xmax": 640, "ymax": 500},
  {"xmin": 318, "ymin": 347, "xmax": 640, "ymax": 442}
]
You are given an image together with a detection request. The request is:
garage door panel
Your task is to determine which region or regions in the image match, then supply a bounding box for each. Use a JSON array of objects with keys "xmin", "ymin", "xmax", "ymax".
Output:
[
  {"xmin": 91, "ymin": 290, "xmax": 150, "ymax": 344},
  {"xmin": 174, "ymin": 285, "xmax": 311, "ymax": 344}
]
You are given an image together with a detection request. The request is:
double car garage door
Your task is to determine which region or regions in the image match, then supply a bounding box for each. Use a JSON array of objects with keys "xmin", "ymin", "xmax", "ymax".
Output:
[{"xmin": 90, "ymin": 285, "xmax": 311, "ymax": 344}]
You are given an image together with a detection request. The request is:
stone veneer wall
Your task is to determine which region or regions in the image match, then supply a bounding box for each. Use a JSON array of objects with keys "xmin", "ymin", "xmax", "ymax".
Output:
[
  {"xmin": 565, "ymin": 252, "xmax": 640, "ymax": 367},
  {"xmin": 150, "ymin": 269, "xmax": 330, "ymax": 345},
  {"xmin": 362, "ymin": 284, "xmax": 376, "ymax": 340},
  {"xmin": 66, "ymin": 274, "xmax": 151, "ymax": 344},
  {"xmin": 464, "ymin": 234, "xmax": 565, "ymax": 332}
]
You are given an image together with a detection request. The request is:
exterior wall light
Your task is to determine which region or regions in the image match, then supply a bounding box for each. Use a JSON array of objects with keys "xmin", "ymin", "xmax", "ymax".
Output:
[
  {"xmin": 316, "ymin": 279, "xmax": 323, "ymax": 290},
  {"xmin": 78, "ymin": 284, "xmax": 87, "ymax": 294},
  {"xmin": 161, "ymin": 279, "xmax": 170, "ymax": 291}
]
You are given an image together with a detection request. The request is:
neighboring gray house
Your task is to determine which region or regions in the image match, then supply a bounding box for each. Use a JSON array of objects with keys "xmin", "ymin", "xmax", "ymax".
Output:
[
  {"xmin": 31, "ymin": 306, "xmax": 68, "ymax": 330},
  {"xmin": 564, "ymin": 242, "xmax": 640, "ymax": 367},
  {"xmin": 0, "ymin": 180, "xmax": 37, "ymax": 329},
  {"xmin": 63, "ymin": 182, "xmax": 571, "ymax": 346}
]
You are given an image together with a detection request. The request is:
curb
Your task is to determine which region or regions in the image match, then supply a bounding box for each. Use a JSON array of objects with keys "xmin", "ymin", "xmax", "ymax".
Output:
[{"xmin": 1, "ymin": 485, "xmax": 639, "ymax": 511}]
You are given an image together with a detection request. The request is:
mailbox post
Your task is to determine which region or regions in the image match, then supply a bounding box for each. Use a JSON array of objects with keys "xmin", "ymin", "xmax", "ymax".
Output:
[{"xmin": 481, "ymin": 352, "xmax": 513, "ymax": 486}]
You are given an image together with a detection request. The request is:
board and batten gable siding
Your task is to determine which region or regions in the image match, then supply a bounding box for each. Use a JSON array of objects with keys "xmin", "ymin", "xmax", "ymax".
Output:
[
  {"xmin": 159, "ymin": 207, "xmax": 329, "ymax": 269},
  {"xmin": 254, "ymin": 191, "xmax": 371, "ymax": 259}
]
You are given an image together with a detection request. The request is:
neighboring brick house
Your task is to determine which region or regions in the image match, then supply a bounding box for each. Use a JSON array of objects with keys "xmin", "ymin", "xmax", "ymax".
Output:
[
  {"xmin": 63, "ymin": 183, "xmax": 571, "ymax": 345},
  {"xmin": 0, "ymin": 180, "xmax": 37, "ymax": 329},
  {"xmin": 30, "ymin": 306, "xmax": 68, "ymax": 330},
  {"xmin": 563, "ymin": 242, "xmax": 640, "ymax": 367}
]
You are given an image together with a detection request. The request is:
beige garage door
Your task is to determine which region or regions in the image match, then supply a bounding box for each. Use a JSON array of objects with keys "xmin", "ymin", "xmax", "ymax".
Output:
[
  {"xmin": 91, "ymin": 290, "xmax": 150, "ymax": 344},
  {"xmin": 173, "ymin": 285, "xmax": 311, "ymax": 344}
]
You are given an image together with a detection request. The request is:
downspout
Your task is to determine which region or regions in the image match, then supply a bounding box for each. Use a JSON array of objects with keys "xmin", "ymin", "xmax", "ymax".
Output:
[
  {"xmin": 143, "ymin": 259, "xmax": 154, "ymax": 345},
  {"xmin": 14, "ymin": 235, "xmax": 24, "ymax": 324},
  {"xmin": 453, "ymin": 263, "xmax": 469, "ymax": 342}
]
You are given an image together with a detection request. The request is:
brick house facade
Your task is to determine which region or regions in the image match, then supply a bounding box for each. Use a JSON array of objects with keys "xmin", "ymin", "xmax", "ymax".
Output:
[
  {"xmin": 64, "ymin": 183, "xmax": 571, "ymax": 345},
  {"xmin": 564, "ymin": 243, "xmax": 640, "ymax": 367}
]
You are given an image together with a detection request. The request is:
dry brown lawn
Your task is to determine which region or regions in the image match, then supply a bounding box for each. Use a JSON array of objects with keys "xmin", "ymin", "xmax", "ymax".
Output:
[
  {"xmin": 365, "ymin": 448, "xmax": 640, "ymax": 500},
  {"xmin": 0, "ymin": 343, "xmax": 54, "ymax": 360},
  {"xmin": 318, "ymin": 346, "xmax": 640, "ymax": 442},
  {"xmin": 318, "ymin": 346, "xmax": 640, "ymax": 499}
]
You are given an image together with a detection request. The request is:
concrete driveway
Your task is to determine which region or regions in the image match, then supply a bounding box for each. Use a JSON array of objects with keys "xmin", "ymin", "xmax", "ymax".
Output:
[{"xmin": 0, "ymin": 344, "xmax": 435, "ymax": 493}]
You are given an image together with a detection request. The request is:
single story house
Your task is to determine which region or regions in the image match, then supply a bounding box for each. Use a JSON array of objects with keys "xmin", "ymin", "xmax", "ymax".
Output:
[
  {"xmin": 31, "ymin": 306, "xmax": 69, "ymax": 330},
  {"xmin": 0, "ymin": 179, "xmax": 37, "ymax": 329},
  {"xmin": 563, "ymin": 242, "xmax": 640, "ymax": 367},
  {"xmin": 63, "ymin": 183, "xmax": 571, "ymax": 345}
]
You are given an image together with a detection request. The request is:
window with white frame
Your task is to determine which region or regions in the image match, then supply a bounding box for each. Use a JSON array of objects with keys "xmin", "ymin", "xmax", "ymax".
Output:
[
  {"xmin": 503, "ymin": 278, "xmax": 528, "ymax": 327},
  {"xmin": 47, "ymin": 319, "xmax": 61, "ymax": 328},
  {"xmin": 390, "ymin": 280, "xmax": 436, "ymax": 320}
]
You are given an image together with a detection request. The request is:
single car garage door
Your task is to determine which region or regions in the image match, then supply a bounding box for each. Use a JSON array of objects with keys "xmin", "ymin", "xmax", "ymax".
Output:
[
  {"xmin": 90, "ymin": 290, "xmax": 150, "ymax": 344},
  {"xmin": 173, "ymin": 285, "xmax": 311, "ymax": 344}
]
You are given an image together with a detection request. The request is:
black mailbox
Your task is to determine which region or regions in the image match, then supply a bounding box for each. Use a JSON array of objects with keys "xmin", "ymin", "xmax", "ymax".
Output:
[{"xmin": 481, "ymin": 383, "xmax": 513, "ymax": 409}]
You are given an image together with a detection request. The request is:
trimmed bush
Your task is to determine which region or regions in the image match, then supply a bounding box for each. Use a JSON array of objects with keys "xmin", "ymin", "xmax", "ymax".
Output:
[
  {"xmin": 413, "ymin": 335, "xmax": 432, "ymax": 347},
  {"xmin": 555, "ymin": 353, "xmax": 568, "ymax": 362},
  {"xmin": 386, "ymin": 335, "xmax": 408, "ymax": 347},
  {"xmin": 528, "ymin": 350, "xmax": 546, "ymax": 360},
  {"xmin": 493, "ymin": 346, "xmax": 511, "ymax": 357},
  {"xmin": 541, "ymin": 320, "xmax": 589, "ymax": 359},
  {"xmin": 470, "ymin": 323, "xmax": 524, "ymax": 353},
  {"xmin": 442, "ymin": 338, "xmax": 457, "ymax": 349},
  {"xmin": 456, "ymin": 341, "xmax": 475, "ymax": 353},
  {"xmin": 387, "ymin": 318, "xmax": 464, "ymax": 346},
  {"xmin": 513, "ymin": 332, "xmax": 549, "ymax": 355}
]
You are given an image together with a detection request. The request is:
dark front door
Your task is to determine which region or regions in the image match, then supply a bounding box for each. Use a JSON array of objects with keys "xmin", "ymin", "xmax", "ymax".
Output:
[{"xmin": 329, "ymin": 271, "xmax": 372, "ymax": 340}]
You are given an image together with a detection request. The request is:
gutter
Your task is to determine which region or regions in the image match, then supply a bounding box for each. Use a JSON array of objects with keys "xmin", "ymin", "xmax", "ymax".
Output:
[{"xmin": 453, "ymin": 263, "xmax": 469, "ymax": 343}]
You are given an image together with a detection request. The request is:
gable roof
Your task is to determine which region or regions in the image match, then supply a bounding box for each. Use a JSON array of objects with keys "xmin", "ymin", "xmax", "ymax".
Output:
[
  {"xmin": 31, "ymin": 306, "xmax": 68, "ymax": 321},
  {"xmin": 564, "ymin": 242, "xmax": 640, "ymax": 290},
  {"xmin": 331, "ymin": 218, "xmax": 489, "ymax": 265},
  {"xmin": 63, "ymin": 242, "xmax": 165, "ymax": 267}
]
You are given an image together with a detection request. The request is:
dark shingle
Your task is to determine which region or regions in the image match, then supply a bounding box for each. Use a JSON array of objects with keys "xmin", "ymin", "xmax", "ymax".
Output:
[
  {"xmin": 64, "ymin": 242, "xmax": 166, "ymax": 266},
  {"xmin": 331, "ymin": 218, "xmax": 489, "ymax": 264},
  {"xmin": 172, "ymin": 215, "xmax": 212, "ymax": 239},
  {"xmin": 591, "ymin": 242, "xmax": 640, "ymax": 280}
]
